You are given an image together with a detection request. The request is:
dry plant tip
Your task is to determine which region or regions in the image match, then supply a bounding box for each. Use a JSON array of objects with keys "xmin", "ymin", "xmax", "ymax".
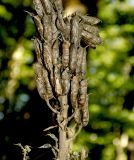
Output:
[{"xmin": 43, "ymin": 125, "xmax": 58, "ymax": 132}]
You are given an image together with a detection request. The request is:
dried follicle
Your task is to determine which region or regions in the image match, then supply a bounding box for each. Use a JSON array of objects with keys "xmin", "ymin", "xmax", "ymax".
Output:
[
  {"xmin": 70, "ymin": 14, "xmax": 80, "ymax": 45},
  {"xmin": 61, "ymin": 67, "xmax": 70, "ymax": 95},
  {"xmin": 56, "ymin": 17, "xmax": 66, "ymax": 35},
  {"xmin": 33, "ymin": 14, "xmax": 43, "ymax": 37},
  {"xmin": 43, "ymin": 43, "xmax": 53, "ymax": 73},
  {"xmin": 51, "ymin": 11, "xmax": 58, "ymax": 39},
  {"xmin": 58, "ymin": 95, "xmax": 68, "ymax": 120},
  {"xmin": 66, "ymin": 126, "xmax": 76, "ymax": 139},
  {"xmin": 34, "ymin": 63, "xmax": 53, "ymax": 100},
  {"xmin": 50, "ymin": 71, "xmax": 55, "ymax": 87},
  {"xmin": 33, "ymin": 0, "xmax": 44, "ymax": 18},
  {"xmin": 81, "ymin": 95, "xmax": 89, "ymax": 127},
  {"xmin": 81, "ymin": 47, "xmax": 87, "ymax": 77},
  {"xmin": 83, "ymin": 24, "xmax": 99, "ymax": 35},
  {"xmin": 62, "ymin": 39, "xmax": 70, "ymax": 68},
  {"xmin": 76, "ymin": 47, "xmax": 83, "ymax": 75},
  {"xmin": 42, "ymin": 14, "xmax": 52, "ymax": 42},
  {"xmin": 34, "ymin": 63, "xmax": 58, "ymax": 114},
  {"xmin": 54, "ymin": 0, "xmax": 66, "ymax": 33},
  {"xmin": 42, "ymin": 0, "xmax": 52, "ymax": 15},
  {"xmin": 82, "ymin": 30, "xmax": 102, "ymax": 44},
  {"xmin": 53, "ymin": 0, "xmax": 64, "ymax": 14},
  {"xmin": 26, "ymin": 11, "xmax": 43, "ymax": 38},
  {"xmin": 54, "ymin": 65, "xmax": 62, "ymax": 96},
  {"xmin": 70, "ymin": 76, "xmax": 79, "ymax": 109},
  {"xmin": 74, "ymin": 108, "xmax": 82, "ymax": 125},
  {"xmin": 78, "ymin": 79, "xmax": 87, "ymax": 107},
  {"xmin": 78, "ymin": 14, "xmax": 102, "ymax": 48},
  {"xmin": 34, "ymin": 63, "xmax": 47, "ymax": 100},
  {"xmin": 69, "ymin": 44, "xmax": 77, "ymax": 73},
  {"xmin": 52, "ymin": 39, "xmax": 60, "ymax": 65},
  {"xmin": 34, "ymin": 38, "xmax": 42, "ymax": 64},
  {"xmin": 81, "ymin": 30, "xmax": 102, "ymax": 47},
  {"xmin": 61, "ymin": 17, "xmax": 71, "ymax": 41},
  {"xmin": 42, "ymin": 68, "xmax": 53, "ymax": 99},
  {"xmin": 80, "ymin": 15, "xmax": 101, "ymax": 25},
  {"xmin": 55, "ymin": 78, "xmax": 62, "ymax": 96}
]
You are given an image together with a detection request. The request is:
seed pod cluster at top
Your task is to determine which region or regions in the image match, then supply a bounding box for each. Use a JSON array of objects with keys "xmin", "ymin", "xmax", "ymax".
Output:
[
  {"xmin": 80, "ymin": 15, "xmax": 102, "ymax": 48},
  {"xmin": 32, "ymin": 0, "xmax": 102, "ymax": 129}
]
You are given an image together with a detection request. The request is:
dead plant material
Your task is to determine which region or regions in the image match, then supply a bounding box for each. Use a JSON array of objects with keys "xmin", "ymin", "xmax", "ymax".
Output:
[
  {"xmin": 29, "ymin": 0, "xmax": 102, "ymax": 159},
  {"xmin": 62, "ymin": 38, "xmax": 70, "ymax": 68}
]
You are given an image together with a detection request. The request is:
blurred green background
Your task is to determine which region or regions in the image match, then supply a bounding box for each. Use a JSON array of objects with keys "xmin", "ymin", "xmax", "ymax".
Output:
[{"xmin": 0, "ymin": 0, "xmax": 134, "ymax": 159}]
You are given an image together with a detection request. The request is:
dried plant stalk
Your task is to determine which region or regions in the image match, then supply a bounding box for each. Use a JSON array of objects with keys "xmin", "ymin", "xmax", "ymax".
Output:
[{"xmin": 31, "ymin": 0, "xmax": 102, "ymax": 159}]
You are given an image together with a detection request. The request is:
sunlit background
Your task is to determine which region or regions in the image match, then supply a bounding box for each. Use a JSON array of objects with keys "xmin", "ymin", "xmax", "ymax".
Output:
[{"xmin": 0, "ymin": 0, "xmax": 134, "ymax": 159}]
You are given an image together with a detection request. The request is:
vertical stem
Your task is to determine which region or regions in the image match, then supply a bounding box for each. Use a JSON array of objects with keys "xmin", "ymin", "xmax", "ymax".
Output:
[
  {"xmin": 58, "ymin": 96, "xmax": 69, "ymax": 160},
  {"xmin": 58, "ymin": 128, "xmax": 68, "ymax": 160}
]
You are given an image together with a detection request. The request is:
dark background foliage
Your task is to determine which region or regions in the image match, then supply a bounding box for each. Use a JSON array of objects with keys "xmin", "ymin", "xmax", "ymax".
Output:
[{"xmin": 0, "ymin": 0, "xmax": 134, "ymax": 159}]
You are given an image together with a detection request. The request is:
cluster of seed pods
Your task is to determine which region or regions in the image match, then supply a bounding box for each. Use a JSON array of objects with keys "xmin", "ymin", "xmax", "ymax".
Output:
[
  {"xmin": 32, "ymin": 0, "xmax": 102, "ymax": 128},
  {"xmin": 32, "ymin": 0, "xmax": 101, "ymax": 135}
]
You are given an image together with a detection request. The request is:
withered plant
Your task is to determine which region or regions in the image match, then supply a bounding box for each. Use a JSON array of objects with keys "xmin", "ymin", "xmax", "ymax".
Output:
[{"xmin": 24, "ymin": 0, "xmax": 102, "ymax": 159}]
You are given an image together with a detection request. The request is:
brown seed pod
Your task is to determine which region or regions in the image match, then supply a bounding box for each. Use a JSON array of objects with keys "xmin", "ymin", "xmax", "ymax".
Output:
[
  {"xmin": 51, "ymin": 10, "xmax": 58, "ymax": 40},
  {"xmin": 34, "ymin": 38, "xmax": 42, "ymax": 64},
  {"xmin": 61, "ymin": 67, "xmax": 70, "ymax": 95},
  {"xmin": 53, "ymin": 0, "xmax": 63, "ymax": 13},
  {"xmin": 34, "ymin": 63, "xmax": 53, "ymax": 99},
  {"xmin": 78, "ymin": 79, "xmax": 87, "ymax": 107},
  {"xmin": 34, "ymin": 63, "xmax": 46, "ymax": 100},
  {"xmin": 74, "ymin": 108, "xmax": 82, "ymax": 125},
  {"xmin": 69, "ymin": 44, "xmax": 77, "ymax": 73},
  {"xmin": 81, "ymin": 95, "xmax": 89, "ymax": 127},
  {"xmin": 42, "ymin": 0, "xmax": 52, "ymax": 15},
  {"xmin": 76, "ymin": 47, "xmax": 84, "ymax": 75},
  {"xmin": 56, "ymin": 17, "xmax": 66, "ymax": 34},
  {"xmin": 33, "ymin": 15, "xmax": 43, "ymax": 37},
  {"xmin": 42, "ymin": 14, "xmax": 52, "ymax": 42},
  {"xmin": 66, "ymin": 126, "xmax": 76, "ymax": 139},
  {"xmin": 33, "ymin": 0, "xmax": 44, "ymax": 18},
  {"xmin": 70, "ymin": 76, "xmax": 79, "ymax": 109},
  {"xmin": 83, "ymin": 24, "xmax": 99, "ymax": 35},
  {"xmin": 52, "ymin": 39, "xmax": 59, "ymax": 65},
  {"xmin": 54, "ymin": 1, "xmax": 67, "ymax": 37},
  {"xmin": 34, "ymin": 63, "xmax": 58, "ymax": 113},
  {"xmin": 70, "ymin": 14, "xmax": 80, "ymax": 45},
  {"xmin": 62, "ymin": 16, "xmax": 71, "ymax": 41},
  {"xmin": 54, "ymin": 65, "xmax": 62, "ymax": 96},
  {"xmin": 56, "ymin": 19, "xmax": 70, "ymax": 41},
  {"xmin": 54, "ymin": 0, "xmax": 65, "ymax": 31},
  {"xmin": 62, "ymin": 39, "xmax": 70, "ymax": 68},
  {"xmin": 58, "ymin": 95, "xmax": 68, "ymax": 120},
  {"xmin": 43, "ymin": 43, "xmax": 53, "ymax": 73},
  {"xmin": 81, "ymin": 30, "xmax": 102, "ymax": 47},
  {"xmin": 80, "ymin": 15, "xmax": 101, "ymax": 25},
  {"xmin": 81, "ymin": 48, "xmax": 86, "ymax": 77},
  {"xmin": 50, "ymin": 71, "xmax": 55, "ymax": 87},
  {"xmin": 25, "ymin": 11, "xmax": 43, "ymax": 39},
  {"xmin": 42, "ymin": 67, "xmax": 53, "ymax": 99}
]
